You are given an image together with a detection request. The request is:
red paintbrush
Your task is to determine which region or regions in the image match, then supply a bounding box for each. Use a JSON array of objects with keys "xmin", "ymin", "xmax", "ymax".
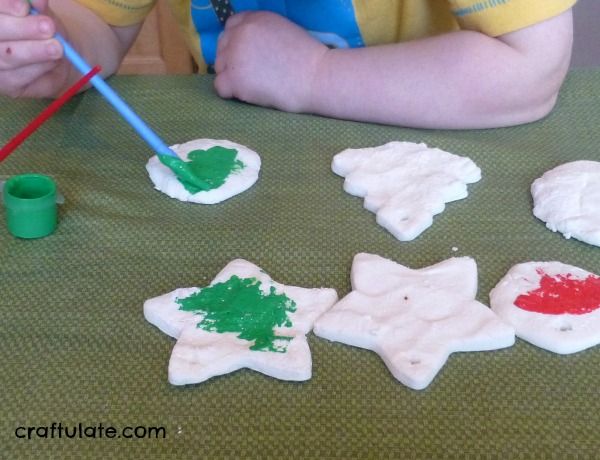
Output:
[{"xmin": 0, "ymin": 65, "xmax": 102, "ymax": 163}]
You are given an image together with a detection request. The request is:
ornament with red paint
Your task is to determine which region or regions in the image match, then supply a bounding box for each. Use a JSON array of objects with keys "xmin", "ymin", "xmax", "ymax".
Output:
[{"xmin": 491, "ymin": 262, "xmax": 600, "ymax": 354}]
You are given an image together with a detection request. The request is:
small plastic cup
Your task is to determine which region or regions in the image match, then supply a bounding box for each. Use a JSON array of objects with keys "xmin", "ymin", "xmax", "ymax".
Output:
[{"xmin": 3, "ymin": 173, "xmax": 58, "ymax": 239}]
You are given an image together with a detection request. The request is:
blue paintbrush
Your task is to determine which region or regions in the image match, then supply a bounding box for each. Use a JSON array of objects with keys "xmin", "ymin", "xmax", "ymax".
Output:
[{"xmin": 30, "ymin": 7, "xmax": 209, "ymax": 190}]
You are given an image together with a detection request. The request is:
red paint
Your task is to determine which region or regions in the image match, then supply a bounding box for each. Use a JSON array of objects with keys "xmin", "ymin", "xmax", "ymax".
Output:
[{"xmin": 515, "ymin": 269, "xmax": 600, "ymax": 315}]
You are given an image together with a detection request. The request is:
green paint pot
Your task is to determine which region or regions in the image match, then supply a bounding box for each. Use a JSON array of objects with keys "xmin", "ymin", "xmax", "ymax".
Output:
[{"xmin": 3, "ymin": 174, "xmax": 57, "ymax": 239}]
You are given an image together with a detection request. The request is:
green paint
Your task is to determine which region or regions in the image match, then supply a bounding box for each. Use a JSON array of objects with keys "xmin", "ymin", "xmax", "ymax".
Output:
[
  {"xmin": 177, "ymin": 276, "xmax": 297, "ymax": 352},
  {"xmin": 159, "ymin": 156, "xmax": 211, "ymax": 192},
  {"xmin": 159, "ymin": 146, "xmax": 244, "ymax": 194}
]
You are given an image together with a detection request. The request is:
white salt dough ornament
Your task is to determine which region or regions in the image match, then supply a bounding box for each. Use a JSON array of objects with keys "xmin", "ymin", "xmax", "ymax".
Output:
[
  {"xmin": 144, "ymin": 259, "xmax": 338, "ymax": 385},
  {"xmin": 490, "ymin": 261, "xmax": 600, "ymax": 354},
  {"xmin": 531, "ymin": 161, "xmax": 600, "ymax": 247},
  {"xmin": 146, "ymin": 138, "xmax": 261, "ymax": 204},
  {"xmin": 332, "ymin": 142, "xmax": 481, "ymax": 241},
  {"xmin": 313, "ymin": 253, "xmax": 514, "ymax": 390}
]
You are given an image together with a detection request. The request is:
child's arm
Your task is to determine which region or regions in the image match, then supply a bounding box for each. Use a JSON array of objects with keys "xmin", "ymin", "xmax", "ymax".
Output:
[
  {"xmin": 0, "ymin": 0, "xmax": 141, "ymax": 99},
  {"xmin": 214, "ymin": 10, "xmax": 573, "ymax": 129}
]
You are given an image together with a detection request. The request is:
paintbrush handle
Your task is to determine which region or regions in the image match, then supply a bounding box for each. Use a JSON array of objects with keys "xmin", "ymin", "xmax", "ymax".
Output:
[
  {"xmin": 0, "ymin": 65, "xmax": 101, "ymax": 163},
  {"xmin": 31, "ymin": 8, "xmax": 176, "ymax": 158}
]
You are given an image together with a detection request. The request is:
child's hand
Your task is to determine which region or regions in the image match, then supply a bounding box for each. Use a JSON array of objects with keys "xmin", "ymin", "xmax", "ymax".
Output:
[
  {"xmin": 0, "ymin": 0, "xmax": 68, "ymax": 98},
  {"xmin": 214, "ymin": 11, "xmax": 328, "ymax": 113}
]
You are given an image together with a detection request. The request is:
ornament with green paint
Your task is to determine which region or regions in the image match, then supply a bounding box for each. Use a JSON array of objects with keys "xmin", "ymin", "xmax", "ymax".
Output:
[
  {"xmin": 177, "ymin": 275, "xmax": 297, "ymax": 352},
  {"xmin": 144, "ymin": 259, "xmax": 338, "ymax": 385},
  {"xmin": 147, "ymin": 139, "xmax": 261, "ymax": 204}
]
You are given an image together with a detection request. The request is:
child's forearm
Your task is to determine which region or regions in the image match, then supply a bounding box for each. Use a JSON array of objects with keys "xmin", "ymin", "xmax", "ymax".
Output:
[
  {"xmin": 308, "ymin": 12, "xmax": 572, "ymax": 129},
  {"xmin": 50, "ymin": 0, "xmax": 142, "ymax": 95}
]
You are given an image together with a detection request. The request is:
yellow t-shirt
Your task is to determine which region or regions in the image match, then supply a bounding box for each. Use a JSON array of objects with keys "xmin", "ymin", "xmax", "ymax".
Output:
[{"xmin": 74, "ymin": 0, "xmax": 576, "ymax": 72}]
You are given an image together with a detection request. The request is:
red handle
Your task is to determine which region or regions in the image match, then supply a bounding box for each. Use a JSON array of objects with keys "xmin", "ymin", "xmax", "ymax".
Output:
[{"xmin": 0, "ymin": 65, "xmax": 102, "ymax": 163}]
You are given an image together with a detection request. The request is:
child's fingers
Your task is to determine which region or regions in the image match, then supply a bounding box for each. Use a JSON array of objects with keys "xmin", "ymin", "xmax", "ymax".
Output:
[
  {"xmin": 0, "ymin": 38, "xmax": 62, "ymax": 70},
  {"xmin": 223, "ymin": 11, "xmax": 247, "ymax": 30},
  {"xmin": 216, "ymin": 29, "xmax": 229, "ymax": 56},
  {"xmin": 213, "ymin": 52, "xmax": 225, "ymax": 74},
  {"xmin": 0, "ymin": 60, "xmax": 58, "ymax": 97},
  {"xmin": 29, "ymin": 0, "xmax": 50, "ymax": 12},
  {"xmin": 0, "ymin": 0, "xmax": 52, "ymax": 15},
  {"xmin": 0, "ymin": 14, "xmax": 55, "ymax": 41},
  {"xmin": 214, "ymin": 72, "xmax": 233, "ymax": 99},
  {"xmin": 214, "ymin": 34, "xmax": 229, "ymax": 74},
  {"xmin": 0, "ymin": 0, "xmax": 28, "ymax": 15},
  {"xmin": 0, "ymin": 0, "xmax": 62, "ymax": 98}
]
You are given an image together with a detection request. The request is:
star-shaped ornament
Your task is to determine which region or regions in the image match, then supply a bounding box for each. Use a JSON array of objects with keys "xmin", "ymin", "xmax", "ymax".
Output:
[
  {"xmin": 144, "ymin": 259, "xmax": 338, "ymax": 385},
  {"xmin": 313, "ymin": 253, "xmax": 515, "ymax": 390}
]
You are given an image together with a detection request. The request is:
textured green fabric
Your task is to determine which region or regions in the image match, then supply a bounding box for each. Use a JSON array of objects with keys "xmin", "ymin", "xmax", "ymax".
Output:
[{"xmin": 2, "ymin": 71, "xmax": 600, "ymax": 459}]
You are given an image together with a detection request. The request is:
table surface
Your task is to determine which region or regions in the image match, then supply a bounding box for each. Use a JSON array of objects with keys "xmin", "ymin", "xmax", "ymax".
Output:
[{"xmin": 2, "ymin": 71, "xmax": 600, "ymax": 459}]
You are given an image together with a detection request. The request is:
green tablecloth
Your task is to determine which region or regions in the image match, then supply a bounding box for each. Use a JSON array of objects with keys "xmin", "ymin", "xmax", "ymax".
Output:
[{"xmin": 2, "ymin": 71, "xmax": 600, "ymax": 459}]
